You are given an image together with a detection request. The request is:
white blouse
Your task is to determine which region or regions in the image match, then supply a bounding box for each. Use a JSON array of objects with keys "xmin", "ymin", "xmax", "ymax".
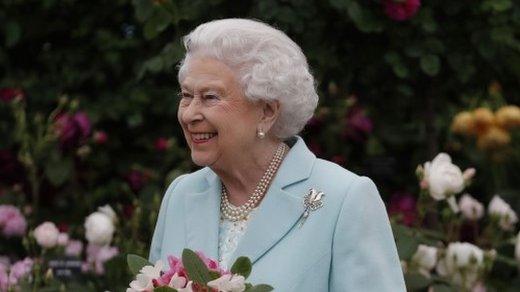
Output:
[{"xmin": 217, "ymin": 209, "xmax": 257, "ymax": 269}]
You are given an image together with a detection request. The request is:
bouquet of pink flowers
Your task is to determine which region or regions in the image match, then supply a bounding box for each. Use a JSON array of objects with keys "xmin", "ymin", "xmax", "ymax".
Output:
[{"xmin": 126, "ymin": 249, "xmax": 273, "ymax": 292}]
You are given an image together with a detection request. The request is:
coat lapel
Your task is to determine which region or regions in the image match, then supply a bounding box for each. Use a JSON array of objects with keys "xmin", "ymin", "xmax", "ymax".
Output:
[
  {"xmin": 228, "ymin": 136, "xmax": 316, "ymax": 265},
  {"xmin": 184, "ymin": 170, "xmax": 221, "ymax": 260}
]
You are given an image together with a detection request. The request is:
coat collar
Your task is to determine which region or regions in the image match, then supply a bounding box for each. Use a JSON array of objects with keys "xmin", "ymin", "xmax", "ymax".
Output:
[{"xmin": 184, "ymin": 136, "xmax": 316, "ymax": 265}]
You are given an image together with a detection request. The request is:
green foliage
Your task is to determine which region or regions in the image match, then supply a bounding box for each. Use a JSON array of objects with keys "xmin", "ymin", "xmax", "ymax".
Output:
[
  {"xmin": 182, "ymin": 248, "xmax": 211, "ymax": 284},
  {"xmin": 127, "ymin": 254, "xmax": 152, "ymax": 275},
  {"xmin": 231, "ymin": 256, "xmax": 252, "ymax": 279}
]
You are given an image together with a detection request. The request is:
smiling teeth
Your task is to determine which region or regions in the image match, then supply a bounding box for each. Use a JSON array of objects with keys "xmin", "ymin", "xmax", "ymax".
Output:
[{"xmin": 193, "ymin": 133, "xmax": 217, "ymax": 140}]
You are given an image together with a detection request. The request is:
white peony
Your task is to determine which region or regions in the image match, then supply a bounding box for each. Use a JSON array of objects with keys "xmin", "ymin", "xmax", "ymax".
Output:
[
  {"xmin": 207, "ymin": 274, "xmax": 246, "ymax": 292},
  {"xmin": 458, "ymin": 194, "xmax": 484, "ymax": 221},
  {"xmin": 33, "ymin": 221, "xmax": 60, "ymax": 249},
  {"xmin": 488, "ymin": 195, "xmax": 518, "ymax": 231},
  {"xmin": 127, "ymin": 260, "xmax": 163, "ymax": 292},
  {"xmin": 422, "ymin": 153, "xmax": 468, "ymax": 212},
  {"xmin": 98, "ymin": 205, "xmax": 118, "ymax": 223},
  {"xmin": 436, "ymin": 242, "xmax": 484, "ymax": 290},
  {"xmin": 84, "ymin": 212, "xmax": 115, "ymax": 245},
  {"xmin": 411, "ymin": 244, "xmax": 438, "ymax": 277}
]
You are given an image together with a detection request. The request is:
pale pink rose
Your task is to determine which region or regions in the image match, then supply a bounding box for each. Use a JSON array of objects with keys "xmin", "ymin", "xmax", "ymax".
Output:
[
  {"xmin": 85, "ymin": 243, "xmax": 118, "ymax": 275},
  {"xmin": 459, "ymin": 194, "xmax": 484, "ymax": 221},
  {"xmin": 462, "ymin": 168, "xmax": 476, "ymax": 182},
  {"xmin": 488, "ymin": 195, "xmax": 518, "ymax": 231},
  {"xmin": 33, "ymin": 222, "xmax": 59, "ymax": 248},
  {"xmin": 84, "ymin": 211, "xmax": 115, "ymax": 245},
  {"xmin": 423, "ymin": 153, "xmax": 465, "ymax": 201},
  {"xmin": 57, "ymin": 233, "xmax": 69, "ymax": 246},
  {"xmin": 65, "ymin": 240, "xmax": 84, "ymax": 257},
  {"xmin": 411, "ymin": 244, "xmax": 437, "ymax": 277}
]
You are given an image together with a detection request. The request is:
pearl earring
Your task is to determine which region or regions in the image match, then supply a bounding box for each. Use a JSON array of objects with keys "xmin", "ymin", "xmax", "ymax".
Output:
[{"xmin": 257, "ymin": 129, "xmax": 266, "ymax": 139}]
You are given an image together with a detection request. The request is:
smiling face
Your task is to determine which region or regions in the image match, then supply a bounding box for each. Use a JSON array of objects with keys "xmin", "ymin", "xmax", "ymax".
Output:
[{"xmin": 178, "ymin": 56, "xmax": 264, "ymax": 168}]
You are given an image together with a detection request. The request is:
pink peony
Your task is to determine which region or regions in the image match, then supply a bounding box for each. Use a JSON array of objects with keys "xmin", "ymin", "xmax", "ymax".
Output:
[
  {"xmin": 0, "ymin": 88, "xmax": 24, "ymax": 103},
  {"xmin": 0, "ymin": 205, "xmax": 27, "ymax": 238},
  {"xmin": 54, "ymin": 111, "xmax": 92, "ymax": 149},
  {"xmin": 383, "ymin": 0, "xmax": 421, "ymax": 21},
  {"xmin": 85, "ymin": 243, "xmax": 119, "ymax": 275},
  {"xmin": 388, "ymin": 192, "xmax": 417, "ymax": 226},
  {"xmin": 8, "ymin": 258, "xmax": 33, "ymax": 286},
  {"xmin": 0, "ymin": 262, "xmax": 8, "ymax": 292}
]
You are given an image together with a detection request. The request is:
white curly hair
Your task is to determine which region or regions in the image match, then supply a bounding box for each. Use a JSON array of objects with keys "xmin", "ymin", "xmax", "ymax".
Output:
[{"xmin": 178, "ymin": 18, "xmax": 319, "ymax": 139}]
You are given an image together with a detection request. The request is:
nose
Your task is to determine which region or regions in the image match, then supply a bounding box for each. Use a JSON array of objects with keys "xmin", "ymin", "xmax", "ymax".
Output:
[{"xmin": 180, "ymin": 98, "xmax": 203, "ymax": 125}]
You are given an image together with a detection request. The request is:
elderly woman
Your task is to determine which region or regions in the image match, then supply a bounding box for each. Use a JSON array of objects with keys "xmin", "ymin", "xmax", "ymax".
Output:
[{"xmin": 149, "ymin": 18, "xmax": 406, "ymax": 291}]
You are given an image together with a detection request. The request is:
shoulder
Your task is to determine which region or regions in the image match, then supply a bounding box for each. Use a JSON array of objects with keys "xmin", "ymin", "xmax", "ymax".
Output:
[
  {"xmin": 306, "ymin": 158, "xmax": 382, "ymax": 212},
  {"xmin": 162, "ymin": 167, "xmax": 213, "ymax": 199}
]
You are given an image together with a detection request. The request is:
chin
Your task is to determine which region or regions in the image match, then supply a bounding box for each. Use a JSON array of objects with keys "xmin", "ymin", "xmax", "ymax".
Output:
[{"xmin": 190, "ymin": 153, "xmax": 215, "ymax": 167}]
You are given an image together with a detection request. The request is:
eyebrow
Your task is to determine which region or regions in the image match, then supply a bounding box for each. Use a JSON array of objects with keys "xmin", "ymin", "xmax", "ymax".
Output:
[{"xmin": 180, "ymin": 82, "xmax": 226, "ymax": 94}]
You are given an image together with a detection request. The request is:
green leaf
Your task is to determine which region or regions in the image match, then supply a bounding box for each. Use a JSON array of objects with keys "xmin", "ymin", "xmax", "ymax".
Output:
[
  {"xmin": 393, "ymin": 225, "xmax": 419, "ymax": 259},
  {"xmin": 44, "ymin": 153, "xmax": 73, "ymax": 186},
  {"xmin": 182, "ymin": 249, "xmax": 211, "ymax": 284},
  {"xmin": 420, "ymin": 54, "xmax": 440, "ymax": 76},
  {"xmin": 127, "ymin": 254, "xmax": 152, "ymax": 275},
  {"xmin": 143, "ymin": 9, "xmax": 172, "ymax": 40},
  {"xmin": 154, "ymin": 287, "xmax": 178, "ymax": 292},
  {"xmin": 404, "ymin": 272, "xmax": 432, "ymax": 290},
  {"xmin": 481, "ymin": 0, "xmax": 512, "ymax": 12},
  {"xmin": 5, "ymin": 21, "xmax": 21, "ymax": 47},
  {"xmin": 346, "ymin": 2, "xmax": 383, "ymax": 33},
  {"xmin": 209, "ymin": 270, "xmax": 221, "ymax": 280},
  {"xmin": 245, "ymin": 284, "xmax": 274, "ymax": 292},
  {"xmin": 230, "ymin": 256, "xmax": 252, "ymax": 279},
  {"xmin": 429, "ymin": 283, "xmax": 455, "ymax": 292},
  {"xmin": 133, "ymin": 0, "xmax": 155, "ymax": 22}
]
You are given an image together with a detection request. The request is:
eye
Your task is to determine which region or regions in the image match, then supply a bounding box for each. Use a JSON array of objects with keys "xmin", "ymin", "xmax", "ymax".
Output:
[
  {"xmin": 203, "ymin": 94, "xmax": 219, "ymax": 100},
  {"xmin": 178, "ymin": 91, "xmax": 193, "ymax": 99}
]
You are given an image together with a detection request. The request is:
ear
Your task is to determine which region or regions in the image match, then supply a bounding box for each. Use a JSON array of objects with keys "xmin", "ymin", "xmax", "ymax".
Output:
[{"xmin": 258, "ymin": 99, "xmax": 281, "ymax": 133}]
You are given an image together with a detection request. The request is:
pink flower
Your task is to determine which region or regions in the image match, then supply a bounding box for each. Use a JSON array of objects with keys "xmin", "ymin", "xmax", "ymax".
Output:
[
  {"xmin": 33, "ymin": 221, "xmax": 60, "ymax": 248},
  {"xmin": 93, "ymin": 130, "xmax": 108, "ymax": 144},
  {"xmin": 383, "ymin": 0, "xmax": 421, "ymax": 21},
  {"xmin": 0, "ymin": 88, "xmax": 24, "ymax": 103},
  {"xmin": 85, "ymin": 243, "xmax": 118, "ymax": 275},
  {"xmin": 8, "ymin": 258, "xmax": 33, "ymax": 286},
  {"xmin": 0, "ymin": 205, "xmax": 27, "ymax": 238},
  {"xmin": 54, "ymin": 111, "xmax": 92, "ymax": 149},
  {"xmin": 388, "ymin": 192, "xmax": 417, "ymax": 226},
  {"xmin": 65, "ymin": 240, "xmax": 84, "ymax": 257},
  {"xmin": 0, "ymin": 262, "xmax": 8, "ymax": 292},
  {"xmin": 154, "ymin": 137, "xmax": 171, "ymax": 152},
  {"xmin": 343, "ymin": 106, "xmax": 373, "ymax": 143}
]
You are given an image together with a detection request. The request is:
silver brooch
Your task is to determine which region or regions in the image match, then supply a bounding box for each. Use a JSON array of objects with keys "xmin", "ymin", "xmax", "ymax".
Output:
[{"xmin": 299, "ymin": 188, "xmax": 325, "ymax": 227}]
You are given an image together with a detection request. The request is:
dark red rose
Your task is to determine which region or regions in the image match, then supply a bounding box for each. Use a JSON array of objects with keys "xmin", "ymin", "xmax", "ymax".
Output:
[
  {"xmin": 388, "ymin": 191, "xmax": 417, "ymax": 226},
  {"xmin": 343, "ymin": 106, "xmax": 373, "ymax": 143},
  {"xmin": 123, "ymin": 204, "xmax": 134, "ymax": 219},
  {"xmin": 154, "ymin": 137, "xmax": 171, "ymax": 152},
  {"xmin": 0, "ymin": 88, "xmax": 25, "ymax": 102},
  {"xmin": 54, "ymin": 111, "xmax": 92, "ymax": 149},
  {"xmin": 383, "ymin": 0, "xmax": 421, "ymax": 21},
  {"xmin": 124, "ymin": 170, "xmax": 147, "ymax": 193},
  {"xmin": 57, "ymin": 222, "xmax": 69, "ymax": 233},
  {"xmin": 93, "ymin": 130, "xmax": 108, "ymax": 144}
]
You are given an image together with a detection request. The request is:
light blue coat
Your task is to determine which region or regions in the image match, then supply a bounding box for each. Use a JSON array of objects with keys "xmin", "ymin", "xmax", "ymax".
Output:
[{"xmin": 149, "ymin": 136, "xmax": 406, "ymax": 291}]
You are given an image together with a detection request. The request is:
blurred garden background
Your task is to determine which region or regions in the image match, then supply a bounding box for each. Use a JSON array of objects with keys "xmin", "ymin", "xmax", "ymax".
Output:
[{"xmin": 1, "ymin": 0, "xmax": 519, "ymax": 291}]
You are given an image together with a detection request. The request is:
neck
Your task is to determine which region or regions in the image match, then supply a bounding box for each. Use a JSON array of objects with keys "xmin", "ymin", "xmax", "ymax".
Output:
[{"xmin": 211, "ymin": 138, "xmax": 281, "ymax": 206}]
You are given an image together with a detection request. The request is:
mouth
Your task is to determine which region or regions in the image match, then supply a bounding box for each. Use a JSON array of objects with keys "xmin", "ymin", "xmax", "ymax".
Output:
[{"xmin": 190, "ymin": 132, "xmax": 218, "ymax": 144}]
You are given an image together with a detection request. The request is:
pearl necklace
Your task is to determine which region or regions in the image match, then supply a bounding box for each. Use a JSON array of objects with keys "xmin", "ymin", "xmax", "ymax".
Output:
[{"xmin": 220, "ymin": 143, "xmax": 288, "ymax": 221}]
